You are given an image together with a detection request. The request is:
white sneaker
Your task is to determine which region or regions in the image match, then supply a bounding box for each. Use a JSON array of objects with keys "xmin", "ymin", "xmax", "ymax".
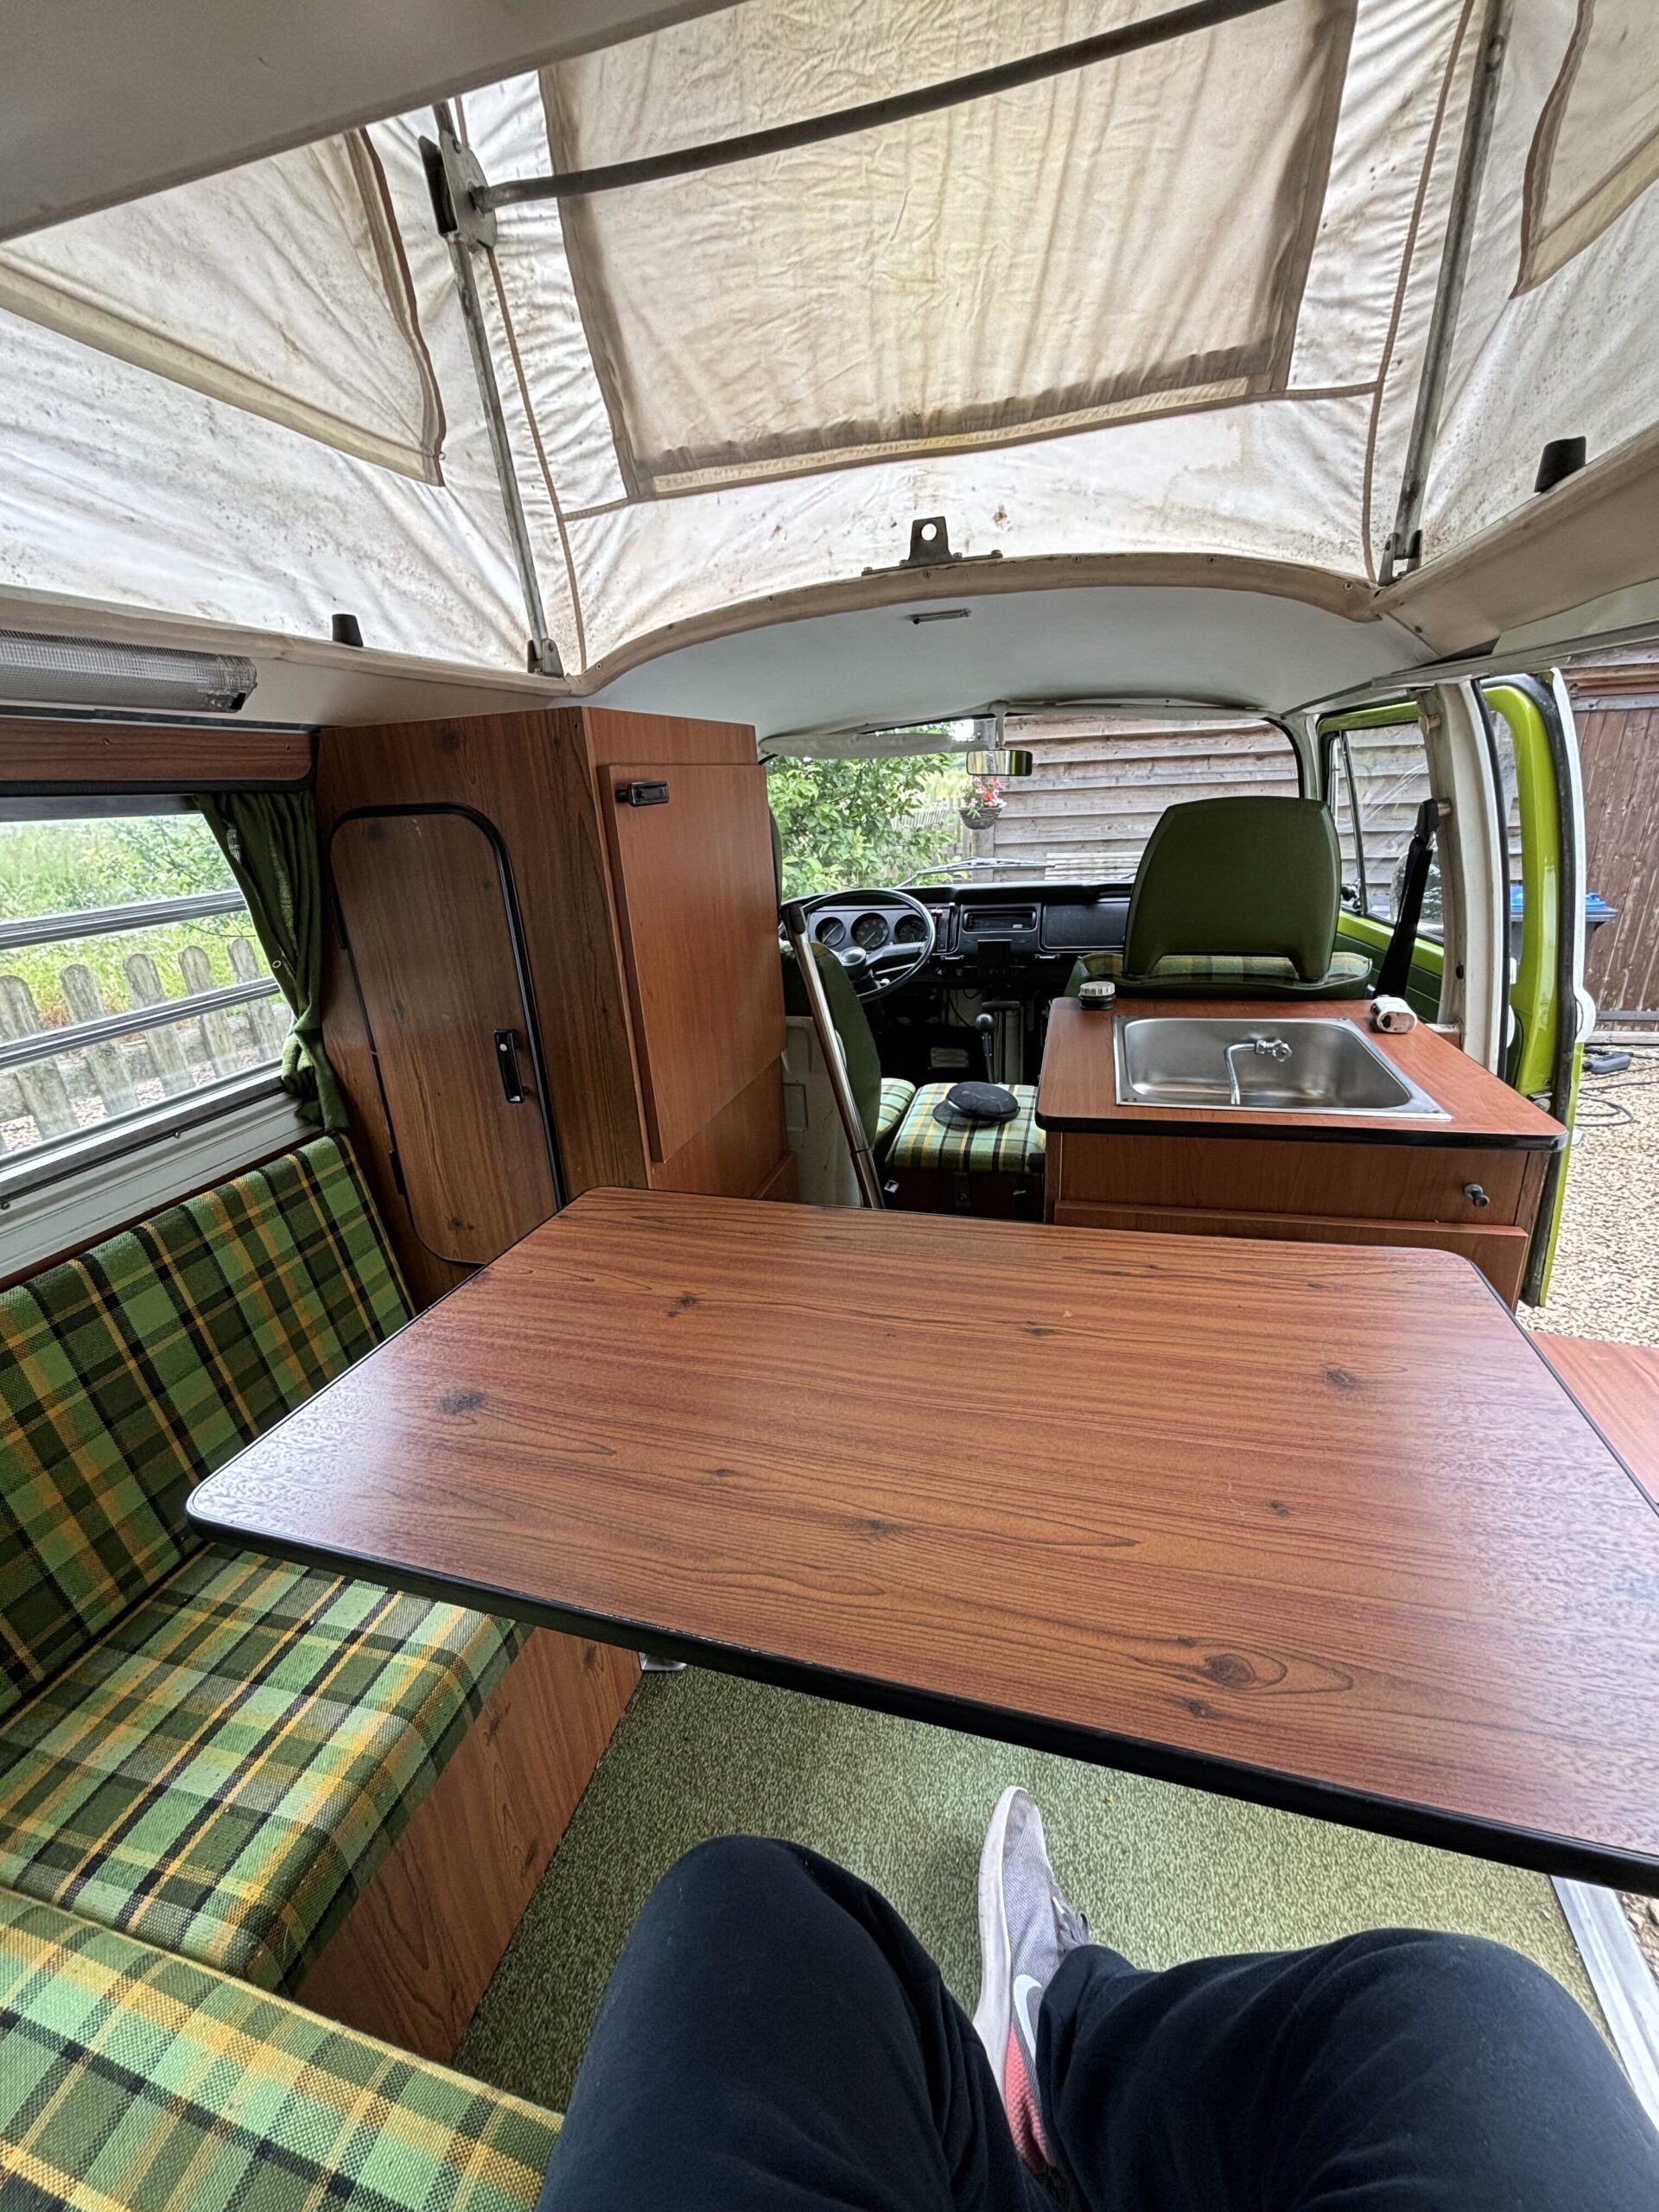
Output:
[{"xmin": 971, "ymin": 1786, "xmax": 1089, "ymax": 2171}]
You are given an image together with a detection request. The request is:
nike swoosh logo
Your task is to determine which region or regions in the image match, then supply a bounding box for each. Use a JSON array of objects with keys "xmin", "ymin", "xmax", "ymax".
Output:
[{"xmin": 1014, "ymin": 1973, "xmax": 1044, "ymax": 2055}]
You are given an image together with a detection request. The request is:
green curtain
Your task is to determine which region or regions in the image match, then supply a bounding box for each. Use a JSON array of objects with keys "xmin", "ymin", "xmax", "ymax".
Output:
[{"xmin": 194, "ymin": 790, "xmax": 346, "ymax": 1131}]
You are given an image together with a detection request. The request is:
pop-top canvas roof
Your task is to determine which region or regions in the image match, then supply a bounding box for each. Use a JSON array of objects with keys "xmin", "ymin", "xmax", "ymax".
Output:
[{"xmin": 1, "ymin": 0, "xmax": 1656, "ymax": 707}]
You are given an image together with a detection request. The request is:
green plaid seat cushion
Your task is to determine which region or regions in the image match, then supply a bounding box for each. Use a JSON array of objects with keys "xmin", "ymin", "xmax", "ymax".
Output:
[
  {"xmin": 0, "ymin": 1139, "xmax": 410, "ymax": 1721},
  {"xmin": 0, "ymin": 1549, "xmax": 524, "ymax": 1992},
  {"xmin": 887, "ymin": 1083, "xmax": 1046, "ymax": 1176},
  {"xmin": 0, "ymin": 1888, "xmax": 558, "ymax": 2211},
  {"xmin": 874, "ymin": 1076, "xmax": 917, "ymax": 1153},
  {"xmin": 1067, "ymin": 949, "xmax": 1372, "ymax": 997}
]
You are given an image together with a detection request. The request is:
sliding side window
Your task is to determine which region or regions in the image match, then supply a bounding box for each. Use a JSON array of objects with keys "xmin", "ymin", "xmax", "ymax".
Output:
[
  {"xmin": 0, "ymin": 804, "xmax": 289, "ymax": 1162},
  {"xmin": 1324, "ymin": 715, "xmax": 1439, "ymax": 938}
]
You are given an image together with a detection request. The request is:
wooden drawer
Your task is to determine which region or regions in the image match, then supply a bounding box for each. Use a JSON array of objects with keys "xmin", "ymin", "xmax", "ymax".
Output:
[
  {"xmin": 1052, "ymin": 1130, "xmax": 1534, "ymax": 1226},
  {"xmin": 1051, "ymin": 1199, "xmax": 1531, "ymax": 1306}
]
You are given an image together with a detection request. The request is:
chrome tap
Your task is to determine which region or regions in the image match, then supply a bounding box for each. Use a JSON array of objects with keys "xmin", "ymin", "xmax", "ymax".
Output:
[{"xmin": 1225, "ymin": 1034, "xmax": 1291, "ymax": 1104}]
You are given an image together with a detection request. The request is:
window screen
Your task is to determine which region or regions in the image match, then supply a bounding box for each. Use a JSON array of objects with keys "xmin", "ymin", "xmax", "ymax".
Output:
[{"xmin": 541, "ymin": 0, "xmax": 1356, "ymax": 496}]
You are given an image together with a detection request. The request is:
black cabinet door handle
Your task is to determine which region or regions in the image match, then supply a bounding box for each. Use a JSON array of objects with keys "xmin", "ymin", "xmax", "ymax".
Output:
[
  {"xmin": 494, "ymin": 1028, "xmax": 526, "ymax": 1104},
  {"xmin": 615, "ymin": 779, "xmax": 670, "ymax": 806}
]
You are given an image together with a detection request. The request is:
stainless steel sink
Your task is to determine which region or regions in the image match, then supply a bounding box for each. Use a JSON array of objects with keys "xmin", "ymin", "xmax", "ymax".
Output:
[{"xmin": 1114, "ymin": 1016, "xmax": 1446, "ymax": 1117}]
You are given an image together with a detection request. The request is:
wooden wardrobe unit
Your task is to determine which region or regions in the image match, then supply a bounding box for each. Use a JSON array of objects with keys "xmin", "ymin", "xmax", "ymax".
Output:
[{"xmin": 319, "ymin": 707, "xmax": 791, "ymax": 1303}]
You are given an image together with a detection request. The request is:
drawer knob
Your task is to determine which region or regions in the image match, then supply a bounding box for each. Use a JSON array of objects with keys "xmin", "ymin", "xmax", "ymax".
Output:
[{"xmin": 1463, "ymin": 1182, "xmax": 1491, "ymax": 1209}]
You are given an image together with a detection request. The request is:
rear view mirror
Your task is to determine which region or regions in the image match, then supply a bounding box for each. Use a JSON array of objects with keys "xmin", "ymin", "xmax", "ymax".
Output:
[{"xmin": 963, "ymin": 747, "xmax": 1033, "ymax": 778}]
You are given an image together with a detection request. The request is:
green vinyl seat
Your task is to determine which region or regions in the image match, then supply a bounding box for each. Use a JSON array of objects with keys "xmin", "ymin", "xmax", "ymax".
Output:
[
  {"xmin": 1103, "ymin": 796, "xmax": 1373, "ymax": 999},
  {"xmin": 782, "ymin": 942, "xmax": 917, "ymax": 1161}
]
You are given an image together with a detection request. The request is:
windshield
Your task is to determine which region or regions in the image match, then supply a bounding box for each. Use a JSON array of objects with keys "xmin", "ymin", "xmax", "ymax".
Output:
[{"xmin": 769, "ymin": 713, "xmax": 1300, "ymax": 899}]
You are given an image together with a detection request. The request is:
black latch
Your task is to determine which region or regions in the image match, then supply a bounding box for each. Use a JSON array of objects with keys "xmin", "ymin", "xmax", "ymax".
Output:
[
  {"xmin": 615, "ymin": 779, "xmax": 671, "ymax": 806},
  {"xmin": 494, "ymin": 1028, "xmax": 527, "ymax": 1104}
]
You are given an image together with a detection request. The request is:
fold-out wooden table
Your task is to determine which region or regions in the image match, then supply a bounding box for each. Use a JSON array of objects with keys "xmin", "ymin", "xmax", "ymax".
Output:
[{"xmin": 190, "ymin": 1189, "xmax": 1659, "ymax": 1893}]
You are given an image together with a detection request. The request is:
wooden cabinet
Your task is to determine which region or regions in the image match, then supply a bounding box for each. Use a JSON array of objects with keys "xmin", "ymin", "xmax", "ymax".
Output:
[
  {"xmin": 601, "ymin": 763, "xmax": 785, "ymax": 1166},
  {"xmin": 1038, "ymin": 1000, "xmax": 1563, "ymax": 1307},
  {"xmin": 319, "ymin": 707, "xmax": 790, "ymax": 1303}
]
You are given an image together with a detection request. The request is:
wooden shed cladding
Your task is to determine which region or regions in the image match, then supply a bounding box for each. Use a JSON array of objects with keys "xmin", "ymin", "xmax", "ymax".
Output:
[
  {"xmin": 1568, "ymin": 658, "xmax": 1659, "ymax": 1020},
  {"xmin": 991, "ymin": 715, "xmax": 1300, "ymax": 877}
]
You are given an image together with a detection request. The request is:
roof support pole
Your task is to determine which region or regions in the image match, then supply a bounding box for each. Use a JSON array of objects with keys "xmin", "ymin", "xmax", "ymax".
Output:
[
  {"xmin": 422, "ymin": 106, "xmax": 562, "ymax": 677},
  {"xmin": 1381, "ymin": 0, "xmax": 1513, "ymax": 585}
]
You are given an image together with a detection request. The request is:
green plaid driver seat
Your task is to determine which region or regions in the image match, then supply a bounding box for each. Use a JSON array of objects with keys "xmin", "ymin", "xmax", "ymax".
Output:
[
  {"xmin": 0, "ymin": 1887, "xmax": 560, "ymax": 2211},
  {"xmin": 0, "ymin": 1139, "xmax": 524, "ymax": 1992}
]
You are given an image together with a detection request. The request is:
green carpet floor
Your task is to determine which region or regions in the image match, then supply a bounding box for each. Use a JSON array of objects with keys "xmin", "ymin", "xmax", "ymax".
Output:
[{"xmin": 457, "ymin": 1666, "xmax": 1600, "ymax": 2110}]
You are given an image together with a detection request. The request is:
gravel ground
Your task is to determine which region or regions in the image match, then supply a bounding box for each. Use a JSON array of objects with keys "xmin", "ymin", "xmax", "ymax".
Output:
[
  {"xmin": 1521, "ymin": 1041, "xmax": 1659, "ymax": 1984},
  {"xmin": 1523, "ymin": 1043, "xmax": 1659, "ymax": 1347}
]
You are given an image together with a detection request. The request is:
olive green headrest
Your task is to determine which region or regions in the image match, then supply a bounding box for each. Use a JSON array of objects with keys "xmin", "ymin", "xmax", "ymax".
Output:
[{"xmin": 1125, "ymin": 798, "xmax": 1341, "ymax": 983}]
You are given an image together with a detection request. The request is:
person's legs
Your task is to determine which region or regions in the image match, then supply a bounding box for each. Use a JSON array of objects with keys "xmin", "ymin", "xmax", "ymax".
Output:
[
  {"xmin": 1039, "ymin": 1926, "xmax": 1659, "ymax": 2209},
  {"xmin": 541, "ymin": 1809, "xmax": 1659, "ymax": 2212},
  {"xmin": 537, "ymin": 1834, "xmax": 1039, "ymax": 2212}
]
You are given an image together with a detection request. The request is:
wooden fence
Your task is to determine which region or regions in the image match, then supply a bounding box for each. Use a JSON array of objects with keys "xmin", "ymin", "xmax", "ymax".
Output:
[
  {"xmin": 0, "ymin": 936, "xmax": 289, "ymax": 1154},
  {"xmin": 1568, "ymin": 658, "xmax": 1659, "ymax": 1020}
]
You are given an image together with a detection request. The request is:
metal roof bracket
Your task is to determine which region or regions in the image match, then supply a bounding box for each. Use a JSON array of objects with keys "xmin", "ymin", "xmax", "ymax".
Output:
[{"xmin": 421, "ymin": 107, "xmax": 561, "ymax": 678}]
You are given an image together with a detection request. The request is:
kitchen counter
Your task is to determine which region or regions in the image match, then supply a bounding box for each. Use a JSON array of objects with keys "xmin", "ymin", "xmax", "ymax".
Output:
[
  {"xmin": 1035, "ymin": 999, "xmax": 1567, "ymax": 1306},
  {"xmin": 1036, "ymin": 997, "xmax": 1567, "ymax": 1147}
]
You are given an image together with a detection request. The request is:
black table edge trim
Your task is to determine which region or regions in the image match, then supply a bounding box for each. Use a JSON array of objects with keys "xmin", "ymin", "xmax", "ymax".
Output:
[{"xmin": 183, "ymin": 1491, "xmax": 1659, "ymax": 1900}]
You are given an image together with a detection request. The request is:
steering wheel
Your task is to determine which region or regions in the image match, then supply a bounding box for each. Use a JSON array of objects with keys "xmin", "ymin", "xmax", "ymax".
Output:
[{"xmin": 791, "ymin": 887, "xmax": 937, "ymax": 1001}]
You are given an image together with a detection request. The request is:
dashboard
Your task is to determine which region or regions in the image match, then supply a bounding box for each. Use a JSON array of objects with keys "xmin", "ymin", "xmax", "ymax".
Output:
[
  {"xmin": 810, "ymin": 905, "xmax": 932, "ymax": 955},
  {"xmin": 805, "ymin": 883, "xmax": 1131, "ymax": 972}
]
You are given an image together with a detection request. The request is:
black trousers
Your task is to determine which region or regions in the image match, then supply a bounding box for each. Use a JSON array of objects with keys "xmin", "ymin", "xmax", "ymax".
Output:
[{"xmin": 538, "ymin": 1835, "xmax": 1659, "ymax": 2211}]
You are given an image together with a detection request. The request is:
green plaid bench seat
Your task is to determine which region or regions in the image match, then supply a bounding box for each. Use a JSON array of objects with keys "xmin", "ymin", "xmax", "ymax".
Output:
[
  {"xmin": 1064, "ymin": 948, "xmax": 1373, "ymax": 998},
  {"xmin": 874, "ymin": 1075, "xmax": 917, "ymax": 1153},
  {"xmin": 0, "ymin": 1137, "xmax": 524, "ymax": 1991},
  {"xmin": 0, "ymin": 1888, "xmax": 559, "ymax": 2211},
  {"xmin": 0, "ymin": 1554, "xmax": 520, "ymax": 1990},
  {"xmin": 886, "ymin": 1082, "xmax": 1046, "ymax": 1177}
]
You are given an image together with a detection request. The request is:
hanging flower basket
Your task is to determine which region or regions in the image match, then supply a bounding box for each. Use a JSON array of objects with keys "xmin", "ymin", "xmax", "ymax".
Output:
[{"xmin": 959, "ymin": 772, "xmax": 1007, "ymax": 830}]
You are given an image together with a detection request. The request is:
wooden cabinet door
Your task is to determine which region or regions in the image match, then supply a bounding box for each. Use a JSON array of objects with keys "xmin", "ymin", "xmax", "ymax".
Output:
[
  {"xmin": 331, "ymin": 809, "xmax": 562, "ymax": 1266},
  {"xmin": 601, "ymin": 764, "xmax": 785, "ymax": 1165}
]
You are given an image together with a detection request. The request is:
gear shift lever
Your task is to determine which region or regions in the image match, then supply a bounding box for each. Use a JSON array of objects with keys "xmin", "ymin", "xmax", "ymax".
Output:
[{"xmin": 975, "ymin": 1012, "xmax": 996, "ymax": 1083}]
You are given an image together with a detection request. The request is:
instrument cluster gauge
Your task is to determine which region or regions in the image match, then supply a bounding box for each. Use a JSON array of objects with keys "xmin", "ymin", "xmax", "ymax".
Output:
[
  {"xmin": 814, "ymin": 915, "xmax": 846, "ymax": 948},
  {"xmin": 893, "ymin": 914, "xmax": 927, "ymax": 944},
  {"xmin": 852, "ymin": 912, "xmax": 890, "ymax": 950}
]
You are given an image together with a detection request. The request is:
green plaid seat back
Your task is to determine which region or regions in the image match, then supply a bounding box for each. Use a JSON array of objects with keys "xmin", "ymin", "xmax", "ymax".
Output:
[{"xmin": 0, "ymin": 1138, "xmax": 410, "ymax": 1721}]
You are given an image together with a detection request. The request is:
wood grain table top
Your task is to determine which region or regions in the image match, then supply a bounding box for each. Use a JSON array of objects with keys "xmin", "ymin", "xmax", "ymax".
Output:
[
  {"xmin": 190, "ymin": 1191, "xmax": 1659, "ymax": 1891},
  {"xmin": 1037, "ymin": 998, "xmax": 1567, "ymax": 1147}
]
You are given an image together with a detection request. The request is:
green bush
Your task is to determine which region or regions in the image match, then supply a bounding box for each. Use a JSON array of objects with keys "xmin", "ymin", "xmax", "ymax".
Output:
[
  {"xmin": 0, "ymin": 815, "xmax": 258, "ymax": 1026},
  {"xmin": 0, "ymin": 815, "xmax": 234, "ymax": 918},
  {"xmin": 768, "ymin": 753, "xmax": 964, "ymax": 898}
]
